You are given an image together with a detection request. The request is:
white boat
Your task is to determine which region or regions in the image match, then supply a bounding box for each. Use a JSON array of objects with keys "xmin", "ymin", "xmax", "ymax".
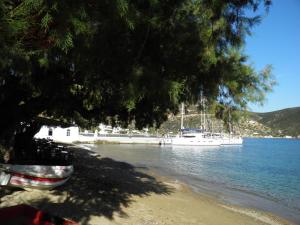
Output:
[
  {"xmin": 0, "ymin": 164, "xmax": 73, "ymax": 190},
  {"xmin": 169, "ymin": 103, "xmax": 221, "ymax": 146},
  {"xmin": 221, "ymin": 136, "xmax": 243, "ymax": 145},
  {"xmin": 220, "ymin": 107, "xmax": 243, "ymax": 145},
  {"xmin": 211, "ymin": 133, "xmax": 243, "ymax": 145},
  {"xmin": 171, "ymin": 128, "xmax": 221, "ymax": 146}
]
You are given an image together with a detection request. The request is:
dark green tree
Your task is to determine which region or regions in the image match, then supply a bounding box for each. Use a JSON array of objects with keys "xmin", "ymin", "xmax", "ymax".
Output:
[{"xmin": 0, "ymin": 0, "xmax": 274, "ymax": 161}]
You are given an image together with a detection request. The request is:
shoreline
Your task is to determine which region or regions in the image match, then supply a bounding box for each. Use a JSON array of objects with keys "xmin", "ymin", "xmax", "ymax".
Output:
[
  {"xmin": 86, "ymin": 143, "xmax": 300, "ymax": 225},
  {"xmin": 0, "ymin": 145, "xmax": 297, "ymax": 225},
  {"xmin": 84, "ymin": 142, "xmax": 300, "ymax": 224},
  {"xmin": 140, "ymin": 169, "xmax": 295, "ymax": 225},
  {"xmin": 148, "ymin": 167, "xmax": 300, "ymax": 225}
]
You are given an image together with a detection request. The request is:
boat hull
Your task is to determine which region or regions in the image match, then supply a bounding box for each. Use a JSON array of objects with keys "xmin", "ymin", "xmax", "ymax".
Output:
[
  {"xmin": 221, "ymin": 137, "xmax": 243, "ymax": 145},
  {"xmin": 171, "ymin": 137, "xmax": 221, "ymax": 146},
  {"xmin": 0, "ymin": 164, "xmax": 73, "ymax": 190},
  {"xmin": 0, "ymin": 164, "xmax": 73, "ymax": 178}
]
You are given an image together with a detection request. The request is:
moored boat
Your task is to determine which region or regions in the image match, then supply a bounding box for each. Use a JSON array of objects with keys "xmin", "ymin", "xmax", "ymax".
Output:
[
  {"xmin": 170, "ymin": 103, "xmax": 221, "ymax": 147},
  {"xmin": 221, "ymin": 136, "xmax": 243, "ymax": 145},
  {"xmin": 171, "ymin": 128, "xmax": 221, "ymax": 146},
  {"xmin": 211, "ymin": 133, "xmax": 243, "ymax": 145},
  {"xmin": 0, "ymin": 164, "xmax": 73, "ymax": 190}
]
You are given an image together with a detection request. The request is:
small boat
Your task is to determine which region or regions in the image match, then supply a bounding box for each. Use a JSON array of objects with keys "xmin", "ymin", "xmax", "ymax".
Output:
[
  {"xmin": 0, "ymin": 204, "xmax": 79, "ymax": 225},
  {"xmin": 0, "ymin": 164, "xmax": 73, "ymax": 190}
]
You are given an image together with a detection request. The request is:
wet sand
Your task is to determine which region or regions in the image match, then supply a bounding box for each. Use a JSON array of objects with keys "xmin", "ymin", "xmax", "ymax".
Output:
[{"xmin": 0, "ymin": 146, "xmax": 296, "ymax": 225}]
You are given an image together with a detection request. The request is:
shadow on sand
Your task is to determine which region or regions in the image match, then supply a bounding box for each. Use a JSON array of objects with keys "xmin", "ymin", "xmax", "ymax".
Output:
[{"xmin": 1, "ymin": 147, "xmax": 172, "ymax": 224}]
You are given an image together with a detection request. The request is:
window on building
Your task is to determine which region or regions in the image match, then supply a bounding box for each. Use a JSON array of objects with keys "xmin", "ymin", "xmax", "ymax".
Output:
[
  {"xmin": 48, "ymin": 128, "xmax": 53, "ymax": 136},
  {"xmin": 67, "ymin": 129, "xmax": 71, "ymax": 136}
]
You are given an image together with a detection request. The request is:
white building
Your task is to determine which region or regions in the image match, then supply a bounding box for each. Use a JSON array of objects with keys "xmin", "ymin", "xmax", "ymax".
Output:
[
  {"xmin": 34, "ymin": 126, "xmax": 80, "ymax": 143},
  {"xmin": 34, "ymin": 124, "xmax": 155, "ymax": 144},
  {"xmin": 98, "ymin": 123, "xmax": 124, "ymax": 134}
]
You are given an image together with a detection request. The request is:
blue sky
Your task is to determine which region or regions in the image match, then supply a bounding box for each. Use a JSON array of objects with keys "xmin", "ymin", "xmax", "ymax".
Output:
[{"xmin": 245, "ymin": 0, "xmax": 300, "ymax": 112}]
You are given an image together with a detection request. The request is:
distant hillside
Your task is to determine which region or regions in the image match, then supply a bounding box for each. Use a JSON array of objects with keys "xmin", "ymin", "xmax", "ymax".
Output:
[
  {"xmin": 252, "ymin": 107, "xmax": 300, "ymax": 136},
  {"xmin": 157, "ymin": 106, "xmax": 300, "ymax": 137}
]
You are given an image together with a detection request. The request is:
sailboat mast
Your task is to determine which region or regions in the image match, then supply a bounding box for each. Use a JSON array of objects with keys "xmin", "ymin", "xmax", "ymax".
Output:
[
  {"xmin": 203, "ymin": 98, "xmax": 206, "ymax": 131},
  {"xmin": 200, "ymin": 92, "xmax": 203, "ymax": 129},
  {"xmin": 200, "ymin": 91, "xmax": 206, "ymax": 131},
  {"xmin": 180, "ymin": 103, "xmax": 184, "ymax": 130},
  {"xmin": 228, "ymin": 107, "xmax": 232, "ymax": 138}
]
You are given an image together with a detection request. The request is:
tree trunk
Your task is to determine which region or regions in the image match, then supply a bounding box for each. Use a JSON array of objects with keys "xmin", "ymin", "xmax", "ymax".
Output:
[
  {"xmin": 14, "ymin": 121, "xmax": 42, "ymax": 162},
  {"xmin": 0, "ymin": 120, "xmax": 42, "ymax": 163},
  {"xmin": 0, "ymin": 129, "xmax": 16, "ymax": 163}
]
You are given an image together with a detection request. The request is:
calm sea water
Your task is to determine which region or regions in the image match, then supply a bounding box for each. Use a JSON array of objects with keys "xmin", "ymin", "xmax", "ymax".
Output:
[{"xmin": 87, "ymin": 138, "xmax": 300, "ymax": 223}]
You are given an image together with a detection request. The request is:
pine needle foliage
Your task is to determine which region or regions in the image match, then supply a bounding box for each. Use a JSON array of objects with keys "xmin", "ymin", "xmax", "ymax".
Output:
[{"xmin": 0, "ymin": 0, "xmax": 274, "ymax": 157}]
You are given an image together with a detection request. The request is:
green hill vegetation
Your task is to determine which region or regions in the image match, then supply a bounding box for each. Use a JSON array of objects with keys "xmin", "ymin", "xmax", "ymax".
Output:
[
  {"xmin": 157, "ymin": 105, "xmax": 242, "ymax": 135},
  {"xmin": 156, "ymin": 106, "xmax": 300, "ymax": 138},
  {"xmin": 251, "ymin": 107, "xmax": 300, "ymax": 137}
]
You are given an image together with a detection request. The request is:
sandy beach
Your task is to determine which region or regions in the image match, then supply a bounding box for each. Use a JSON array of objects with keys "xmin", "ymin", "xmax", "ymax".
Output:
[{"xmin": 0, "ymin": 146, "xmax": 296, "ymax": 225}]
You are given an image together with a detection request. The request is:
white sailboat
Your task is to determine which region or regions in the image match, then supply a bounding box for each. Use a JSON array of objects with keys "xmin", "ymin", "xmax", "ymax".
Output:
[
  {"xmin": 221, "ymin": 135, "xmax": 243, "ymax": 145},
  {"xmin": 213, "ymin": 132, "xmax": 243, "ymax": 145},
  {"xmin": 220, "ymin": 109, "xmax": 243, "ymax": 145},
  {"xmin": 171, "ymin": 103, "xmax": 221, "ymax": 146}
]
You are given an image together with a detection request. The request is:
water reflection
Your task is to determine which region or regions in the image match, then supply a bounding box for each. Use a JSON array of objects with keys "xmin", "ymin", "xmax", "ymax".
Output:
[{"xmin": 170, "ymin": 145, "xmax": 220, "ymax": 152}]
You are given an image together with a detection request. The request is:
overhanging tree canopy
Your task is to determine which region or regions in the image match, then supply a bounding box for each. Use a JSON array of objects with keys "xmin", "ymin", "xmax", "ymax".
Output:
[{"xmin": 0, "ymin": 0, "xmax": 274, "ymax": 160}]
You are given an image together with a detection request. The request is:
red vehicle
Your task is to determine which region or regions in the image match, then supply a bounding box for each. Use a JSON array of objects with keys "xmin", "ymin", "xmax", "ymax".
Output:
[{"xmin": 0, "ymin": 204, "xmax": 79, "ymax": 225}]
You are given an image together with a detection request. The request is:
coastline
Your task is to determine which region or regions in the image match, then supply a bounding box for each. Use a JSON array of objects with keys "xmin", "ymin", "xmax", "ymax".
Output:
[
  {"xmin": 0, "ymin": 146, "xmax": 296, "ymax": 225},
  {"xmin": 138, "ymin": 171, "xmax": 295, "ymax": 225},
  {"xmin": 150, "ymin": 167, "xmax": 300, "ymax": 225}
]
